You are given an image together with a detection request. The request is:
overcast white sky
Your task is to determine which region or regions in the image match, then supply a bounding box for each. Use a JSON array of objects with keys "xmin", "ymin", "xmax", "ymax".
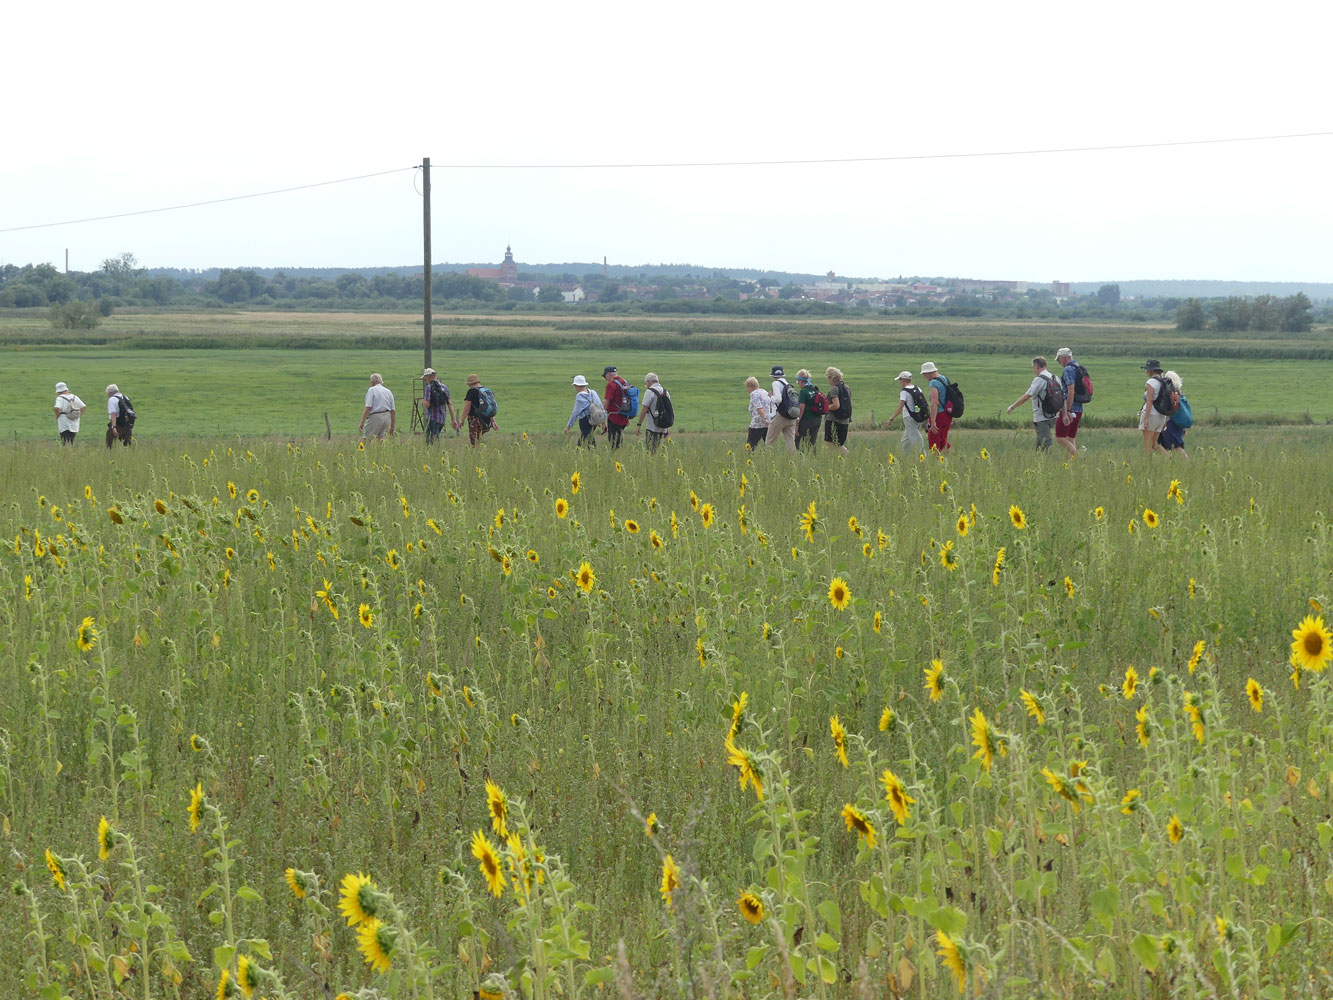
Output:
[{"xmin": 3, "ymin": 0, "xmax": 1331, "ymax": 281}]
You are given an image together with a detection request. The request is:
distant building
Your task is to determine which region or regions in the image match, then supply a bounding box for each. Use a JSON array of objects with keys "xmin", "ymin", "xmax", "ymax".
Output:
[
  {"xmin": 955, "ymin": 279, "xmax": 1028, "ymax": 295},
  {"xmin": 1051, "ymin": 281, "xmax": 1071, "ymax": 298},
  {"xmin": 467, "ymin": 245, "xmax": 522, "ymax": 287},
  {"xmin": 562, "ymin": 287, "xmax": 585, "ymax": 304}
]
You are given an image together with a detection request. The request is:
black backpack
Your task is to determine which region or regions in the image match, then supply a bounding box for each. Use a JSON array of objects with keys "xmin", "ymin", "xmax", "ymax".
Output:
[
  {"xmin": 833, "ymin": 382, "xmax": 852, "ymax": 422},
  {"xmin": 776, "ymin": 380, "xmax": 801, "ymax": 419},
  {"xmin": 428, "ymin": 380, "xmax": 450, "ymax": 408},
  {"xmin": 649, "ymin": 386, "xmax": 674, "ymax": 429},
  {"xmin": 116, "ymin": 394, "xmax": 136, "ymax": 427},
  {"xmin": 1038, "ymin": 372, "xmax": 1065, "ymax": 418},
  {"xmin": 1071, "ymin": 363, "xmax": 1093, "ymax": 404},
  {"xmin": 904, "ymin": 384, "xmax": 929, "ymax": 423},
  {"xmin": 938, "ymin": 378, "xmax": 965, "ymax": 418},
  {"xmin": 1152, "ymin": 375, "xmax": 1180, "ymax": 416}
]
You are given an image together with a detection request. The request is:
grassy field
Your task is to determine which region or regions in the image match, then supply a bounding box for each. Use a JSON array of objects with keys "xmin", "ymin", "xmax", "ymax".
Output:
[
  {"xmin": 5, "ymin": 427, "xmax": 1333, "ymax": 998},
  {"xmin": 2, "ymin": 309, "xmax": 1330, "ymax": 441}
]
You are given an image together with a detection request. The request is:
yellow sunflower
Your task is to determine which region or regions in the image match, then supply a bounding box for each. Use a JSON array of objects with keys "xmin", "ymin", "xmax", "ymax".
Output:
[
  {"xmin": 1020, "ymin": 690, "xmax": 1045, "ymax": 725},
  {"xmin": 1122, "ymin": 666, "xmax": 1138, "ymax": 700},
  {"xmin": 924, "ymin": 659, "xmax": 945, "ymax": 702},
  {"xmin": 385, "ymin": 549, "xmax": 400, "ymax": 570},
  {"xmin": 955, "ymin": 512, "xmax": 969, "ymax": 537},
  {"xmin": 338, "ymin": 872, "xmax": 378, "ymax": 926},
  {"xmin": 1008, "ymin": 505, "xmax": 1026, "ymax": 529},
  {"xmin": 76, "ymin": 615, "xmax": 99, "ymax": 652},
  {"xmin": 1246, "ymin": 677, "xmax": 1263, "ymax": 712},
  {"xmin": 940, "ymin": 541, "xmax": 958, "ymax": 571},
  {"xmin": 644, "ymin": 812, "xmax": 658, "ymax": 838},
  {"xmin": 1166, "ymin": 815, "xmax": 1184, "ymax": 844},
  {"xmin": 283, "ymin": 868, "xmax": 307, "ymax": 900},
  {"xmin": 1063, "ymin": 576, "xmax": 1075, "ymax": 599},
  {"xmin": 357, "ymin": 917, "xmax": 394, "ymax": 974},
  {"xmin": 992, "ymin": 547, "xmax": 1005, "ymax": 586},
  {"xmin": 1135, "ymin": 704, "xmax": 1151, "ymax": 747},
  {"xmin": 872, "ymin": 610, "xmax": 883, "ymax": 634},
  {"xmin": 699, "ymin": 503, "xmax": 715, "ymax": 528},
  {"xmin": 881, "ymin": 768, "xmax": 915, "ymax": 825},
  {"xmin": 879, "ymin": 706, "xmax": 894, "ymax": 732},
  {"xmin": 827, "ymin": 576, "xmax": 851, "ymax": 611},
  {"xmin": 969, "ymin": 708, "xmax": 997, "ymax": 772},
  {"xmin": 738, "ymin": 892, "xmax": 764, "ymax": 925},
  {"xmin": 660, "ymin": 855, "xmax": 681, "ymax": 908},
  {"xmin": 1119, "ymin": 789, "xmax": 1142, "ymax": 815},
  {"xmin": 576, "ymin": 561, "xmax": 596, "ymax": 594},
  {"xmin": 526, "ymin": 548, "xmax": 539, "ymax": 563},
  {"xmin": 725, "ymin": 738, "xmax": 764, "ymax": 801},
  {"xmin": 1142, "ymin": 508, "xmax": 1159, "ymax": 529},
  {"xmin": 45, "ymin": 849, "xmax": 67, "ymax": 891},
  {"xmin": 471, "ymin": 830, "xmax": 506, "ymax": 897},
  {"xmin": 689, "ymin": 490, "xmax": 700, "ymax": 512},
  {"xmin": 188, "ymin": 782, "xmax": 205, "ymax": 833},
  {"xmin": 97, "ymin": 815, "xmax": 113, "ymax": 860},
  {"xmin": 570, "ymin": 472, "xmax": 581, "ymax": 495},
  {"xmin": 937, "ymin": 931, "xmax": 967, "ymax": 992},
  {"xmin": 555, "ymin": 497, "xmax": 569, "ymax": 519},
  {"xmin": 624, "ymin": 519, "xmax": 640, "ymax": 534},
  {"xmin": 847, "ymin": 515, "xmax": 862, "ymax": 537},
  {"xmin": 358, "ymin": 604, "xmax": 374, "ymax": 629},
  {"xmin": 1291, "ymin": 614, "xmax": 1333, "ymax": 672},
  {"xmin": 829, "ymin": 715, "xmax": 849, "ymax": 767},
  {"xmin": 841, "ymin": 803, "xmax": 877, "ymax": 848},
  {"xmin": 485, "ymin": 780, "xmax": 510, "ymax": 838}
]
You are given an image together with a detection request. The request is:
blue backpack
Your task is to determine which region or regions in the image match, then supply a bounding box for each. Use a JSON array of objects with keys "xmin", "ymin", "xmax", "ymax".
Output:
[
  {"xmin": 474, "ymin": 386, "xmax": 497, "ymax": 420},
  {"xmin": 1171, "ymin": 394, "xmax": 1193, "ymax": 428},
  {"xmin": 619, "ymin": 381, "xmax": 640, "ymax": 418}
]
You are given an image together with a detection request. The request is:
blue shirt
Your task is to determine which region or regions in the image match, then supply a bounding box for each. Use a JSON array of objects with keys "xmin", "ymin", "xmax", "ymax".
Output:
[
  {"xmin": 1061, "ymin": 361, "xmax": 1083, "ymax": 414},
  {"xmin": 567, "ymin": 389, "xmax": 596, "ymax": 428}
]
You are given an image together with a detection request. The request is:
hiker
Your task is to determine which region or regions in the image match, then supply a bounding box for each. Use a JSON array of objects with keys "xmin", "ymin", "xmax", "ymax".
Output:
[
  {"xmin": 359, "ymin": 373, "xmax": 395, "ymax": 440},
  {"xmin": 765, "ymin": 365, "xmax": 799, "ymax": 453},
  {"xmin": 1055, "ymin": 347, "xmax": 1086, "ymax": 458},
  {"xmin": 459, "ymin": 373, "xmax": 497, "ymax": 446},
  {"xmin": 1157, "ymin": 370, "xmax": 1190, "ymax": 459},
  {"xmin": 1139, "ymin": 360, "xmax": 1172, "ymax": 455},
  {"xmin": 823, "ymin": 367, "xmax": 851, "ymax": 455},
  {"xmin": 565, "ymin": 375, "xmax": 602, "ymax": 447},
  {"xmin": 921, "ymin": 362, "xmax": 954, "ymax": 452},
  {"xmin": 53, "ymin": 381, "xmax": 86, "ymax": 445},
  {"xmin": 794, "ymin": 370, "xmax": 824, "ymax": 450},
  {"xmin": 422, "ymin": 368, "xmax": 455, "ymax": 444},
  {"xmin": 601, "ymin": 366, "xmax": 632, "ymax": 450},
  {"xmin": 1004, "ymin": 357, "xmax": 1060, "ymax": 451},
  {"xmin": 636, "ymin": 372, "xmax": 673, "ymax": 453},
  {"xmin": 889, "ymin": 371, "xmax": 929, "ymax": 454},
  {"xmin": 745, "ymin": 377, "xmax": 770, "ymax": 450},
  {"xmin": 105, "ymin": 384, "xmax": 135, "ymax": 448}
]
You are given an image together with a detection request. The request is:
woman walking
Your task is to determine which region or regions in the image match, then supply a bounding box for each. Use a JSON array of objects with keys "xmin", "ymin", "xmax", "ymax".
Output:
[
  {"xmin": 745, "ymin": 377, "xmax": 770, "ymax": 449},
  {"xmin": 53, "ymin": 381, "xmax": 87, "ymax": 445},
  {"xmin": 564, "ymin": 375, "xmax": 600, "ymax": 447}
]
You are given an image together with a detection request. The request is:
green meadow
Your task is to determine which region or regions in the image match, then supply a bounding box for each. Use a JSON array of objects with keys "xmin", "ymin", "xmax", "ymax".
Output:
[{"xmin": 2, "ymin": 309, "xmax": 1329, "ymax": 441}]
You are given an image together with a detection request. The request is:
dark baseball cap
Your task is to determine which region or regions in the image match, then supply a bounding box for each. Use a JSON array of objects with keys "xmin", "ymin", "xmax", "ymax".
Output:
[
  {"xmin": 771, "ymin": 365, "xmax": 785, "ymax": 377},
  {"xmin": 603, "ymin": 365, "xmax": 617, "ymax": 375}
]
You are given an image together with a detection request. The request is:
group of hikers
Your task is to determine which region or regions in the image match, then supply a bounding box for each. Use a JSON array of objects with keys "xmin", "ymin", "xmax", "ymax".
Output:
[
  {"xmin": 51, "ymin": 355, "xmax": 1192, "ymax": 459},
  {"xmin": 51, "ymin": 381, "xmax": 136, "ymax": 448}
]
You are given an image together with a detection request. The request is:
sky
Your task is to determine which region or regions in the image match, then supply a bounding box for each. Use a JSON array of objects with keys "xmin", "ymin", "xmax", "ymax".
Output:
[{"xmin": 3, "ymin": 0, "xmax": 1331, "ymax": 282}]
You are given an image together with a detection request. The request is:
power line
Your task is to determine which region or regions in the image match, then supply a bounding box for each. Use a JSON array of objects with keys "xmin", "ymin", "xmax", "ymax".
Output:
[
  {"xmin": 3, "ymin": 130, "xmax": 1329, "ymax": 234},
  {"xmin": 0, "ymin": 166, "xmax": 417, "ymax": 234},
  {"xmin": 434, "ymin": 130, "xmax": 1333, "ymax": 169}
]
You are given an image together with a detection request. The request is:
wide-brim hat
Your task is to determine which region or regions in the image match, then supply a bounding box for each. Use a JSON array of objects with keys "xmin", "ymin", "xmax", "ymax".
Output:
[
  {"xmin": 920, "ymin": 362, "xmax": 939, "ymax": 375},
  {"xmin": 572, "ymin": 375, "xmax": 589, "ymax": 387},
  {"xmin": 55, "ymin": 381, "xmax": 68, "ymax": 392},
  {"xmin": 896, "ymin": 371, "xmax": 913, "ymax": 381},
  {"xmin": 1141, "ymin": 359, "xmax": 1162, "ymax": 371},
  {"xmin": 465, "ymin": 374, "xmax": 481, "ymax": 386}
]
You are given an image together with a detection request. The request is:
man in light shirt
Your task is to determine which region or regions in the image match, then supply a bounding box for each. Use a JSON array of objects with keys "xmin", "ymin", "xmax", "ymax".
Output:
[
  {"xmin": 359, "ymin": 373, "xmax": 396, "ymax": 440},
  {"xmin": 105, "ymin": 384, "xmax": 134, "ymax": 447},
  {"xmin": 53, "ymin": 381, "xmax": 86, "ymax": 445}
]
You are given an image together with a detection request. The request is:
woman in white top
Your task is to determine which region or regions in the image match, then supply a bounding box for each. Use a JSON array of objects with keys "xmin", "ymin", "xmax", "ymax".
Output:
[
  {"xmin": 745, "ymin": 376, "xmax": 771, "ymax": 450},
  {"xmin": 53, "ymin": 381, "xmax": 86, "ymax": 445}
]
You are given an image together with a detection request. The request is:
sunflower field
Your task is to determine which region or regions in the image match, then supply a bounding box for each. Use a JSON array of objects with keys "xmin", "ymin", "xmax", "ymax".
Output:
[{"xmin": 4, "ymin": 431, "xmax": 1333, "ymax": 1000}]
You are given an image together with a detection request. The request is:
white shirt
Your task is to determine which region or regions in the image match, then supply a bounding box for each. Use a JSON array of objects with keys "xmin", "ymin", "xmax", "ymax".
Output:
[
  {"xmin": 1028, "ymin": 374, "xmax": 1054, "ymax": 422},
  {"xmin": 642, "ymin": 385, "xmax": 670, "ymax": 433},
  {"xmin": 55, "ymin": 393, "xmax": 85, "ymax": 432},
  {"xmin": 364, "ymin": 383, "xmax": 395, "ymax": 413},
  {"xmin": 107, "ymin": 394, "xmax": 121, "ymax": 419}
]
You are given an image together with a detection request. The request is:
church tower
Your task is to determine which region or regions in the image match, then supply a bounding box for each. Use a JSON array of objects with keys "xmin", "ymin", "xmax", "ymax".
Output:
[{"xmin": 499, "ymin": 244, "xmax": 518, "ymax": 284}]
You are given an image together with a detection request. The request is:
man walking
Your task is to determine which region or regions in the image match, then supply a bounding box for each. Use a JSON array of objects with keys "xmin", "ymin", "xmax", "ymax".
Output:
[
  {"xmin": 921, "ymin": 362, "xmax": 953, "ymax": 452},
  {"xmin": 889, "ymin": 371, "xmax": 929, "ymax": 454},
  {"xmin": 602, "ymin": 366, "xmax": 631, "ymax": 449},
  {"xmin": 765, "ymin": 365, "xmax": 799, "ymax": 453},
  {"xmin": 422, "ymin": 368, "xmax": 455, "ymax": 444},
  {"xmin": 1005, "ymin": 357, "xmax": 1059, "ymax": 451},
  {"xmin": 359, "ymin": 373, "xmax": 395, "ymax": 440},
  {"xmin": 105, "ymin": 384, "xmax": 134, "ymax": 448},
  {"xmin": 1054, "ymin": 347, "xmax": 1083, "ymax": 458},
  {"xmin": 636, "ymin": 372, "xmax": 672, "ymax": 453}
]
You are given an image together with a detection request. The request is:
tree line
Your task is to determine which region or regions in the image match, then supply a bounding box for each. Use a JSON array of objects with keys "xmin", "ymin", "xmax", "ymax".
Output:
[{"xmin": 1174, "ymin": 294, "xmax": 1314, "ymax": 333}]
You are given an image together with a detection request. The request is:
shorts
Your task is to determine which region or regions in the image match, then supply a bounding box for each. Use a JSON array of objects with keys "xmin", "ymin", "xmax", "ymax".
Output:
[
  {"xmin": 824, "ymin": 420, "xmax": 849, "ymax": 446},
  {"xmin": 1159, "ymin": 422, "xmax": 1186, "ymax": 450},
  {"xmin": 1055, "ymin": 412, "xmax": 1081, "ymax": 438},
  {"xmin": 1033, "ymin": 420, "xmax": 1052, "ymax": 450},
  {"xmin": 1139, "ymin": 406, "xmax": 1170, "ymax": 433}
]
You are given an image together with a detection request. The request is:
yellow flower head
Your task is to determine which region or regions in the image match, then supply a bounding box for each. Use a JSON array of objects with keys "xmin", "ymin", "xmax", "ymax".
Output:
[
  {"xmin": 1120, "ymin": 789, "xmax": 1142, "ymax": 815},
  {"xmin": 699, "ymin": 503, "xmax": 715, "ymax": 528},
  {"xmin": 357, "ymin": 916, "xmax": 394, "ymax": 974},
  {"xmin": 1143, "ymin": 508, "xmax": 1159, "ymax": 529},
  {"xmin": 726, "ymin": 738, "xmax": 764, "ymax": 801},
  {"xmin": 576, "ymin": 561, "xmax": 596, "ymax": 594},
  {"xmin": 660, "ymin": 855, "xmax": 681, "ymax": 908},
  {"xmin": 955, "ymin": 512, "xmax": 970, "ymax": 537},
  {"xmin": 1246, "ymin": 677, "xmax": 1263, "ymax": 712},
  {"xmin": 829, "ymin": 715, "xmax": 849, "ymax": 767},
  {"xmin": 828, "ymin": 576, "xmax": 851, "ymax": 611},
  {"xmin": 1135, "ymin": 704, "xmax": 1151, "ymax": 747},
  {"xmin": 881, "ymin": 768, "xmax": 916, "ymax": 825},
  {"xmin": 471, "ymin": 830, "xmax": 506, "ymax": 897},
  {"xmin": 188, "ymin": 782, "xmax": 205, "ymax": 833},
  {"xmin": 1020, "ymin": 690, "xmax": 1045, "ymax": 725},
  {"xmin": 283, "ymin": 868, "xmax": 308, "ymax": 900},
  {"xmin": 873, "ymin": 610, "xmax": 883, "ymax": 634},
  {"xmin": 1008, "ymin": 505, "xmax": 1026, "ymax": 529},
  {"xmin": 644, "ymin": 812, "xmax": 658, "ymax": 838},
  {"xmin": 1167, "ymin": 815, "xmax": 1184, "ymax": 844},
  {"xmin": 570, "ymin": 472, "xmax": 581, "ymax": 495},
  {"xmin": 939, "ymin": 541, "xmax": 958, "ymax": 571},
  {"xmin": 338, "ymin": 872, "xmax": 378, "ymax": 926},
  {"xmin": 485, "ymin": 780, "xmax": 510, "ymax": 838},
  {"xmin": 878, "ymin": 706, "xmax": 894, "ymax": 732},
  {"xmin": 76, "ymin": 615, "xmax": 99, "ymax": 652},
  {"xmin": 555, "ymin": 497, "xmax": 569, "ymax": 519},
  {"xmin": 1093, "ymin": 505, "xmax": 1105, "ymax": 521},
  {"xmin": 45, "ymin": 849, "xmax": 67, "ymax": 891},
  {"xmin": 841, "ymin": 803, "xmax": 877, "ymax": 848},
  {"xmin": 936, "ymin": 930, "xmax": 967, "ymax": 992},
  {"xmin": 1122, "ymin": 666, "xmax": 1138, "ymax": 700},
  {"xmin": 992, "ymin": 548, "xmax": 1006, "ymax": 586},
  {"xmin": 97, "ymin": 815, "xmax": 113, "ymax": 860},
  {"xmin": 738, "ymin": 891, "xmax": 764, "ymax": 925},
  {"xmin": 1291, "ymin": 615, "xmax": 1333, "ymax": 672},
  {"xmin": 358, "ymin": 604, "xmax": 374, "ymax": 629},
  {"xmin": 924, "ymin": 659, "xmax": 945, "ymax": 702},
  {"xmin": 969, "ymin": 708, "xmax": 997, "ymax": 772},
  {"xmin": 624, "ymin": 518, "xmax": 640, "ymax": 534},
  {"xmin": 848, "ymin": 515, "xmax": 862, "ymax": 536}
]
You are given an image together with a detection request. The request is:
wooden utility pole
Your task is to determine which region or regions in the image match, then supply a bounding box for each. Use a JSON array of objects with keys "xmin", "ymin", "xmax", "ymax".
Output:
[{"xmin": 422, "ymin": 157, "xmax": 432, "ymax": 369}]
